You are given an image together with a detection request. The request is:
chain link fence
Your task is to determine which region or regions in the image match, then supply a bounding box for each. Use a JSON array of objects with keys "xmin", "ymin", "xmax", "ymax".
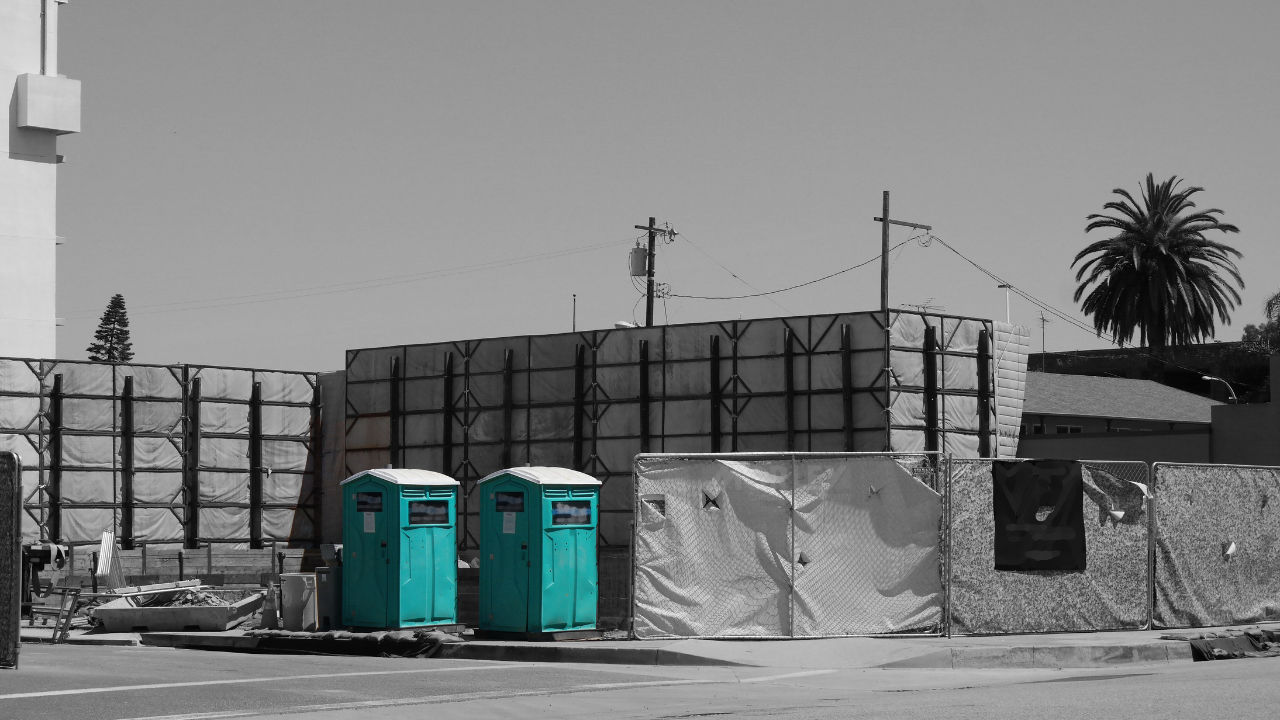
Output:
[
  {"xmin": 1153, "ymin": 462, "xmax": 1280, "ymax": 628},
  {"xmin": 632, "ymin": 452, "xmax": 943, "ymax": 638}
]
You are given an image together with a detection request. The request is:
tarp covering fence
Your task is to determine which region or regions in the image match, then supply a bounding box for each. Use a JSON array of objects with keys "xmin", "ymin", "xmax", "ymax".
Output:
[
  {"xmin": 634, "ymin": 456, "xmax": 1280, "ymax": 637},
  {"xmin": 0, "ymin": 358, "xmax": 319, "ymax": 547},
  {"xmin": 632, "ymin": 452, "xmax": 943, "ymax": 638},
  {"xmin": 345, "ymin": 311, "xmax": 1031, "ymax": 551},
  {"xmin": 1152, "ymin": 463, "xmax": 1280, "ymax": 628},
  {"xmin": 946, "ymin": 459, "xmax": 1151, "ymax": 634}
]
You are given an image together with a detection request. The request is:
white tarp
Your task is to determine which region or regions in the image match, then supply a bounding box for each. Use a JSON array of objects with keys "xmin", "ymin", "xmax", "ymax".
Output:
[
  {"xmin": 992, "ymin": 322, "xmax": 1029, "ymax": 458},
  {"xmin": 633, "ymin": 453, "xmax": 942, "ymax": 638}
]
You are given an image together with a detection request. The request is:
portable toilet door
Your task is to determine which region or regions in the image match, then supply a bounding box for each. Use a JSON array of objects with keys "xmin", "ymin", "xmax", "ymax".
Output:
[
  {"xmin": 341, "ymin": 468, "xmax": 459, "ymax": 630},
  {"xmin": 478, "ymin": 472, "xmax": 533, "ymax": 632},
  {"xmin": 478, "ymin": 466, "xmax": 600, "ymax": 634},
  {"xmin": 397, "ymin": 479, "xmax": 459, "ymax": 626}
]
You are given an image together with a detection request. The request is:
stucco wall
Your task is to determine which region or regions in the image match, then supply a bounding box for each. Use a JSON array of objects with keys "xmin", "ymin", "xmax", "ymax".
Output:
[
  {"xmin": 1016, "ymin": 429, "xmax": 1212, "ymax": 463},
  {"xmin": 1, "ymin": 0, "xmax": 67, "ymax": 358}
]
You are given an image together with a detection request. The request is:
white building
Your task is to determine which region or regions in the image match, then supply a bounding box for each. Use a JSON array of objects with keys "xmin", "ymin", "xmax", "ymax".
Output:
[{"xmin": 1, "ymin": 0, "xmax": 79, "ymax": 358}]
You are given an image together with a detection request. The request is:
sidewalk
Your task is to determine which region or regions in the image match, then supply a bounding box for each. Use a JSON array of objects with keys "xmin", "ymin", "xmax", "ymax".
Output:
[{"xmin": 20, "ymin": 622, "xmax": 1257, "ymax": 669}]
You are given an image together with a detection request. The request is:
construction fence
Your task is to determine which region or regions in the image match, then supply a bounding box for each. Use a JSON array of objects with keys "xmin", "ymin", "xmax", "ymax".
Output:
[
  {"xmin": 631, "ymin": 454, "xmax": 1280, "ymax": 638},
  {"xmin": 342, "ymin": 311, "xmax": 1031, "ymax": 553},
  {"xmin": 0, "ymin": 359, "xmax": 320, "ymax": 548}
]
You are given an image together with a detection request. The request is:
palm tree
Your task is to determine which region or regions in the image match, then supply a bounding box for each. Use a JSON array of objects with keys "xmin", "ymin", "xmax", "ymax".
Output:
[{"xmin": 1073, "ymin": 173, "xmax": 1243, "ymax": 353}]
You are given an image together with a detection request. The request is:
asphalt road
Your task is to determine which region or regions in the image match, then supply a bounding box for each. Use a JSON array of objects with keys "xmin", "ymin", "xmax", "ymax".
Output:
[{"xmin": 1, "ymin": 644, "xmax": 1277, "ymax": 720}]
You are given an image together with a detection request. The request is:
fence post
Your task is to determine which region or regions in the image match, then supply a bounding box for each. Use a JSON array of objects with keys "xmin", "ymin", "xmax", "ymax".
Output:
[
  {"xmin": 784, "ymin": 328, "xmax": 796, "ymax": 451},
  {"xmin": 249, "ymin": 381, "xmax": 263, "ymax": 549},
  {"xmin": 183, "ymin": 375, "xmax": 202, "ymax": 549},
  {"xmin": 977, "ymin": 330, "xmax": 992, "ymax": 458},
  {"xmin": 501, "ymin": 349, "xmax": 513, "ymax": 468},
  {"xmin": 48, "ymin": 374, "xmax": 63, "ymax": 543},
  {"xmin": 841, "ymin": 324, "xmax": 854, "ymax": 451},
  {"xmin": 639, "ymin": 340, "xmax": 651, "ymax": 453},
  {"xmin": 710, "ymin": 335, "xmax": 721, "ymax": 452},
  {"xmin": 121, "ymin": 376, "xmax": 136, "ymax": 549},
  {"xmin": 1, "ymin": 452, "xmax": 22, "ymax": 669},
  {"xmin": 573, "ymin": 344, "xmax": 586, "ymax": 470},
  {"xmin": 389, "ymin": 356, "xmax": 401, "ymax": 469},
  {"xmin": 441, "ymin": 353, "xmax": 454, "ymax": 476},
  {"xmin": 924, "ymin": 327, "xmax": 939, "ymax": 457}
]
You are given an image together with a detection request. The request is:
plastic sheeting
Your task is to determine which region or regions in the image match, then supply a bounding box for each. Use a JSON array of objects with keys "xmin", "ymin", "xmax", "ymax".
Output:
[
  {"xmin": 0, "ymin": 359, "xmax": 317, "ymax": 545},
  {"xmin": 1152, "ymin": 463, "xmax": 1280, "ymax": 628},
  {"xmin": 346, "ymin": 311, "xmax": 1029, "ymax": 550},
  {"xmin": 632, "ymin": 453, "xmax": 942, "ymax": 638},
  {"xmin": 947, "ymin": 459, "xmax": 1150, "ymax": 634},
  {"xmin": 992, "ymin": 323, "xmax": 1029, "ymax": 458}
]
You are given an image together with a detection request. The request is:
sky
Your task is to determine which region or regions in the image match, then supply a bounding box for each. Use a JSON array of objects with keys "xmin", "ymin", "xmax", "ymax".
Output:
[{"xmin": 53, "ymin": 1, "xmax": 1280, "ymax": 372}]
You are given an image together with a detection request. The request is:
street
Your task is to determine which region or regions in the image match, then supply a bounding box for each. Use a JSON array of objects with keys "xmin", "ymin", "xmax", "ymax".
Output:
[{"xmin": 1, "ymin": 644, "xmax": 1277, "ymax": 720}]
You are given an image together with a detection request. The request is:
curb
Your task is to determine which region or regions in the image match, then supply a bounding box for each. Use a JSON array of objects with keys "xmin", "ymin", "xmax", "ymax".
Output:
[
  {"xmin": 880, "ymin": 643, "xmax": 1193, "ymax": 669},
  {"xmin": 21, "ymin": 634, "xmax": 141, "ymax": 647},
  {"xmin": 437, "ymin": 642, "xmax": 752, "ymax": 667}
]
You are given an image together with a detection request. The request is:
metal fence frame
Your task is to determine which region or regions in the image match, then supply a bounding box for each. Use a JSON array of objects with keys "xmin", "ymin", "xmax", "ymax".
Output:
[{"xmin": 0, "ymin": 358, "xmax": 321, "ymax": 548}]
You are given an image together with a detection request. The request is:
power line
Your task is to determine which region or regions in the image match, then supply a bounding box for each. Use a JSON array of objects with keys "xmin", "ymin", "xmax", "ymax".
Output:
[
  {"xmin": 669, "ymin": 237, "xmax": 916, "ymax": 301},
  {"xmin": 677, "ymin": 232, "xmax": 790, "ymax": 313},
  {"xmin": 925, "ymin": 232, "xmax": 1223, "ymax": 379}
]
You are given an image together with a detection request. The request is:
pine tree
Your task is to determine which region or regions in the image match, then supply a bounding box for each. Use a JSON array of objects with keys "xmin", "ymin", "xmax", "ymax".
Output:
[{"xmin": 86, "ymin": 294, "xmax": 134, "ymax": 363}]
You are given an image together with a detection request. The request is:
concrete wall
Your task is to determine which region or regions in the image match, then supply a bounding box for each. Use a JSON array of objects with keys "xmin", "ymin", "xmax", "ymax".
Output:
[
  {"xmin": 1016, "ymin": 429, "xmax": 1212, "ymax": 463},
  {"xmin": 2, "ymin": 0, "xmax": 77, "ymax": 358}
]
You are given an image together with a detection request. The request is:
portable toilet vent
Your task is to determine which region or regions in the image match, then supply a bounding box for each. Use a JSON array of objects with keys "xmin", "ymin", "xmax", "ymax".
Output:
[
  {"xmin": 477, "ymin": 466, "xmax": 601, "ymax": 639},
  {"xmin": 340, "ymin": 468, "xmax": 460, "ymax": 630}
]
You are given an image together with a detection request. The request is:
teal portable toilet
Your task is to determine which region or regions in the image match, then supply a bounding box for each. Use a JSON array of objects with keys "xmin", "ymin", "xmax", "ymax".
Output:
[
  {"xmin": 341, "ymin": 468, "xmax": 460, "ymax": 630},
  {"xmin": 478, "ymin": 466, "xmax": 601, "ymax": 638}
]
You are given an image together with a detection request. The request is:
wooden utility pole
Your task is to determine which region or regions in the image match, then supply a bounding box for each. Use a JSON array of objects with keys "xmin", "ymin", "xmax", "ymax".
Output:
[
  {"xmin": 635, "ymin": 217, "xmax": 661, "ymax": 327},
  {"xmin": 872, "ymin": 192, "xmax": 932, "ymax": 451},
  {"xmin": 873, "ymin": 191, "xmax": 932, "ymax": 313}
]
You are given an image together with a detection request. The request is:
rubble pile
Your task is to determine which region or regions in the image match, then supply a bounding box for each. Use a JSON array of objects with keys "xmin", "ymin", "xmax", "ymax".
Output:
[{"xmin": 160, "ymin": 589, "xmax": 233, "ymax": 607}]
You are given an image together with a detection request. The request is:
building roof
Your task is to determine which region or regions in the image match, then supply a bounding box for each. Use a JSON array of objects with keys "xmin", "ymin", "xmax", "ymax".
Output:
[
  {"xmin": 340, "ymin": 468, "xmax": 459, "ymax": 486},
  {"xmin": 478, "ymin": 466, "xmax": 601, "ymax": 486},
  {"xmin": 1023, "ymin": 372, "xmax": 1220, "ymax": 424}
]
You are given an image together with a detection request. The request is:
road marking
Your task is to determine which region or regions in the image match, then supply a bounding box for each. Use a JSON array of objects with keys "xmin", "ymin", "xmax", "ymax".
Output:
[
  {"xmin": 114, "ymin": 678, "xmax": 720, "ymax": 720},
  {"xmin": 0, "ymin": 663, "xmax": 540, "ymax": 701},
  {"xmin": 741, "ymin": 669, "xmax": 837, "ymax": 683}
]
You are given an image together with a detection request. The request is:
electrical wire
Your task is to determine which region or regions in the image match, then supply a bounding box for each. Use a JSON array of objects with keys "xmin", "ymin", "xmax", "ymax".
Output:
[
  {"xmin": 63, "ymin": 238, "xmax": 629, "ymax": 319},
  {"xmin": 669, "ymin": 237, "xmax": 916, "ymax": 301},
  {"xmin": 925, "ymin": 232, "xmax": 1224, "ymax": 379},
  {"xmin": 676, "ymin": 233, "xmax": 791, "ymax": 313}
]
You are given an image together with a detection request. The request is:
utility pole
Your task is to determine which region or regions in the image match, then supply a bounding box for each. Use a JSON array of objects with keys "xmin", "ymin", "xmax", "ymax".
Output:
[
  {"xmin": 872, "ymin": 192, "xmax": 931, "ymax": 452},
  {"xmin": 1038, "ymin": 311, "xmax": 1052, "ymax": 370},
  {"xmin": 873, "ymin": 192, "xmax": 931, "ymax": 314},
  {"xmin": 998, "ymin": 284, "xmax": 1011, "ymax": 323},
  {"xmin": 634, "ymin": 217, "xmax": 677, "ymax": 327}
]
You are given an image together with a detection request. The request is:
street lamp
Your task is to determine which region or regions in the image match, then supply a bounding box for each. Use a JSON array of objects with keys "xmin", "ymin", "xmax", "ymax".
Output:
[{"xmin": 1202, "ymin": 375, "xmax": 1238, "ymax": 403}]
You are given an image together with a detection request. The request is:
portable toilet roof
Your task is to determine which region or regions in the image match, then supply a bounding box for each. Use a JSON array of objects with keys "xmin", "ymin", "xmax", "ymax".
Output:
[
  {"xmin": 340, "ymin": 468, "xmax": 459, "ymax": 486},
  {"xmin": 477, "ymin": 466, "xmax": 600, "ymax": 486}
]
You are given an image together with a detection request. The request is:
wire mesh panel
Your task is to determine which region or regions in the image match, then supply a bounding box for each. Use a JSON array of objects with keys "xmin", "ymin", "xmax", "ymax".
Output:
[
  {"xmin": 1152, "ymin": 463, "xmax": 1280, "ymax": 628},
  {"xmin": 633, "ymin": 454, "xmax": 794, "ymax": 638},
  {"xmin": 790, "ymin": 454, "xmax": 943, "ymax": 636},
  {"xmin": 947, "ymin": 459, "xmax": 1151, "ymax": 634},
  {"xmin": 632, "ymin": 452, "xmax": 942, "ymax": 639}
]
